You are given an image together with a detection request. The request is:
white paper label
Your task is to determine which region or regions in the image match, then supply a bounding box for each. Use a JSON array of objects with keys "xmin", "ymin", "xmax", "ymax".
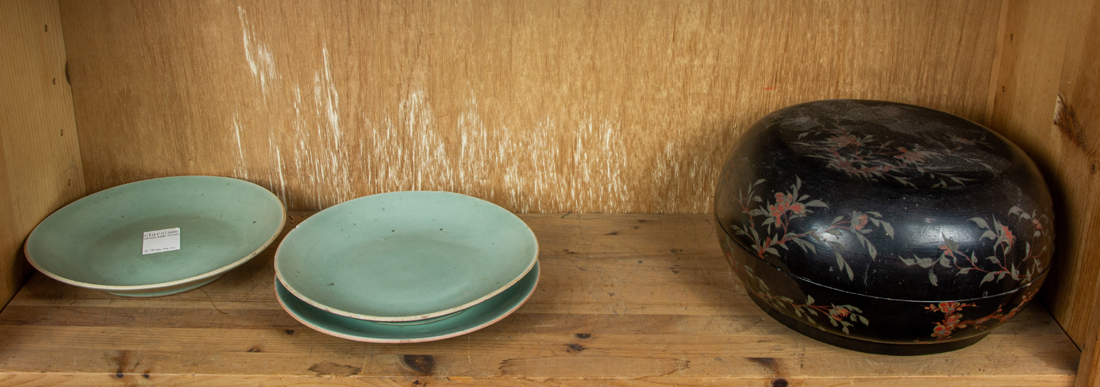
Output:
[{"xmin": 142, "ymin": 228, "xmax": 180, "ymax": 255}]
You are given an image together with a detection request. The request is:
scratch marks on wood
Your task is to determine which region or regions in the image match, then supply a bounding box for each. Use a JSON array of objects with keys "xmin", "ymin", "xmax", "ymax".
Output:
[
  {"xmin": 366, "ymin": 88, "xmax": 453, "ymax": 194},
  {"xmin": 238, "ymin": 6, "xmax": 277, "ymax": 96},
  {"xmin": 73, "ymin": 2, "xmax": 1008, "ymax": 213}
]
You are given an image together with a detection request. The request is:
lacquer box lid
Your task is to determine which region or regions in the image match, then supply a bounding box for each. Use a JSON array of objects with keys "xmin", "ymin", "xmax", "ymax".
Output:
[{"xmin": 714, "ymin": 100, "xmax": 1053, "ymax": 302}]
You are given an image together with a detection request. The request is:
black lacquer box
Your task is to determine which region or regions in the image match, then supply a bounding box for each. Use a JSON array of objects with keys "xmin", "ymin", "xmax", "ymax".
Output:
[{"xmin": 714, "ymin": 100, "xmax": 1054, "ymax": 355}]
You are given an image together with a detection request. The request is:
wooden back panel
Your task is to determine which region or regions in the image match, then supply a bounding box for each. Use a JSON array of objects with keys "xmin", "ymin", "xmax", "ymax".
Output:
[{"xmin": 60, "ymin": 0, "xmax": 1001, "ymax": 214}]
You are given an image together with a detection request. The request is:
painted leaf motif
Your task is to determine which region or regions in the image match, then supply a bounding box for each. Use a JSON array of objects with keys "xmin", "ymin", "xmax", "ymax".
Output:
[
  {"xmin": 900, "ymin": 256, "xmax": 916, "ymax": 265},
  {"xmin": 882, "ymin": 221, "xmax": 895, "ymax": 238},
  {"xmin": 866, "ymin": 242, "xmax": 877, "ymax": 260},
  {"xmin": 944, "ymin": 236, "xmax": 960, "ymax": 252},
  {"xmin": 981, "ymin": 272, "xmax": 996, "ymax": 285},
  {"xmin": 939, "ymin": 257, "xmax": 951, "ymax": 267},
  {"xmin": 845, "ymin": 263, "xmax": 854, "ymax": 281},
  {"xmin": 917, "ymin": 257, "xmax": 936, "ymax": 268},
  {"xmin": 1009, "ymin": 205, "xmax": 1023, "ymax": 216},
  {"xmin": 981, "ymin": 230, "xmax": 998, "ymax": 240},
  {"xmin": 806, "ymin": 295, "xmax": 815, "ymax": 305},
  {"xmin": 803, "ymin": 240, "xmax": 817, "ymax": 254},
  {"xmin": 858, "ymin": 316, "xmax": 869, "ymax": 326},
  {"xmin": 970, "ymin": 217, "xmax": 990, "ymax": 229},
  {"xmin": 987, "ymin": 256, "xmax": 1000, "ymax": 265},
  {"xmin": 805, "ymin": 200, "xmax": 828, "ymax": 208},
  {"xmin": 929, "ymin": 270, "xmax": 939, "ymax": 286}
]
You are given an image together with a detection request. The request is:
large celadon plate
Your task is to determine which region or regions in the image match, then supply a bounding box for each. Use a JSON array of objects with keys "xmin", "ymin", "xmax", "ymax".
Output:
[
  {"xmin": 274, "ymin": 191, "xmax": 538, "ymax": 322},
  {"xmin": 25, "ymin": 176, "xmax": 285, "ymax": 297},
  {"xmin": 275, "ymin": 262, "xmax": 539, "ymax": 343}
]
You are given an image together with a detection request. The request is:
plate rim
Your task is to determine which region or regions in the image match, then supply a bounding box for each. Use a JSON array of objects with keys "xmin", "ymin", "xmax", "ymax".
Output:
[
  {"xmin": 273, "ymin": 190, "xmax": 539, "ymax": 322},
  {"xmin": 274, "ymin": 261, "xmax": 540, "ymax": 343},
  {"xmin": 24, "ymin": 175, "xmax": 287, "ymax": 293}
]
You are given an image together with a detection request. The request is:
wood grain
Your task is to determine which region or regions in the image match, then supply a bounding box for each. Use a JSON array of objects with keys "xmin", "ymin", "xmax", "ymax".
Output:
[
  {"xmin": 0, "ymin": 1, "xmax": 85, "ymax": 309},
  {"xmin": 59, "ymin": 0, "xmax": 1002, "ymax": 213},
  {"xmin": 987, "ymin": 0, "xmax": 1100, "ymax": 351},
  {"xmin": 1051, "ymin": 0, "xmax": 1100, "ymax": 385},
  {"xmin": 0, "ymin": 214, "xmax": 1080, "ymax": 386}
]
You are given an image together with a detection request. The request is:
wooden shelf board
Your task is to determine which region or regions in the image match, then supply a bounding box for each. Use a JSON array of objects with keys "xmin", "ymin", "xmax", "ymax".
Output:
[{"xmin": 0, "ymin": 213, "xmax": 1080, "ymax": 385}]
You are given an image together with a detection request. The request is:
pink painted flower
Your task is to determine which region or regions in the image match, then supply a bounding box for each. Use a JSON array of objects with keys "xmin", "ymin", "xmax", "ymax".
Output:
[
  {"xmin": 895, "ymin": 147, "xmax": 928, "ymax": 164},
  {"xmin": 852, "ymin": 214, "xmax": 869, "ymax": 230},
  {"xmin": 936, "ymin": 301, "xmax": 961, "ymax": 315},
  {"xmin": 942, "ymin": 313, "xmax": 962, "ymax": 328},
  {"xmin": 789, "ymin": 203, "xmax": 804, "ymax": 214},
  {"xmin": 1001, "ymin": 225, "xmax": 1015, "ymax": 246},
  {"xmin": 932, "ymin": 323, "xmax": 952, "ymax": 338},
  {"xmin": 830, "ymin": 306, "xmax": 851, "ymax": 321}
]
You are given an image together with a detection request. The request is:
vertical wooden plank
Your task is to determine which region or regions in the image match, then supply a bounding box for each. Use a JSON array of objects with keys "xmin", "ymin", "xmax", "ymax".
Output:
[
  {"xmin": 0, "ymin": 0, "xmax": 86, "ymax": 309},
  {"xmin": 989, "ymin": 0, "xmax": 1100, "ymax": 349},
  {"xmin": 1059, "ymin": 0, "xmax": 1100, "ymax": 384},
  {"xmin": 60, "ymin": 0, "xmax": 1002, "ymax": 213}
]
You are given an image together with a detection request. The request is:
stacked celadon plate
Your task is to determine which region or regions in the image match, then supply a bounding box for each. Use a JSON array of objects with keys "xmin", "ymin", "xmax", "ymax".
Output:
[
  {"xmin": 25, "ymin": 176, "xmax": 286, "ymax": 297},
  {"xmin": 274, "ymin": 191, "xmax": 539, "ymax": 343}
]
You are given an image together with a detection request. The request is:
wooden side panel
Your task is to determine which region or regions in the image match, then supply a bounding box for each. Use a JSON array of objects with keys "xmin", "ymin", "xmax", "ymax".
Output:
[
  {"xmin": 60, "ymin": 0, "xmax": 1002, "ymax": 213},
  {"xmin": 1053, "ymin": 1, "xmax": 1100, "ymax": 384},
  {"xmin": 988, "ymin": 0, "xmax": 1100, "ymax": 349},
  {"xmin": 0, "ymin": 1, "xmax": 85, "ymax": 309}
]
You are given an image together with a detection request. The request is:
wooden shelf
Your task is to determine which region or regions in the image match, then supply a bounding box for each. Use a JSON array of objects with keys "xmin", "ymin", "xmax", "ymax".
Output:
[{"xmin": 0, "ymin": 213, "xmax": 1080, "ymax": 385}]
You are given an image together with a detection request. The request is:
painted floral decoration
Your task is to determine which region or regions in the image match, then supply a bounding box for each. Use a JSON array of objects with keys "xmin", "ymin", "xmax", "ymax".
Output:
[
  {"xmin": 790, "ymin": 121, "xmax": 996, "ymax": 188},
  {"xmin": 722, "ymin": 234, "xmax": 870, "ymax": 335},
  {"xmin": 728, "ymin": 176, "xmax": 893, "ymax": 280},
  {"xmin": 900, "ymin": 206, "xmax": 1051, "ymax": 287},
  {"xmin": 925, "ymin": 290, "xmax": 1036, "ymax": 340}
]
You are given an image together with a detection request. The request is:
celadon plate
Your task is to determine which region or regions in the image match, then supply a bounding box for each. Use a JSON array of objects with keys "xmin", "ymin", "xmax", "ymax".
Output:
[
  {"xmin": 275, "ymin": 262, "xmax": 539, "ymax": 343},
  {"xmin": 25, "ymin": 176, "xmax": 285, "ymax": 297},
  {"xmin": 274, "ymin": 191, "xmax": 538, "ymax": 322}
]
